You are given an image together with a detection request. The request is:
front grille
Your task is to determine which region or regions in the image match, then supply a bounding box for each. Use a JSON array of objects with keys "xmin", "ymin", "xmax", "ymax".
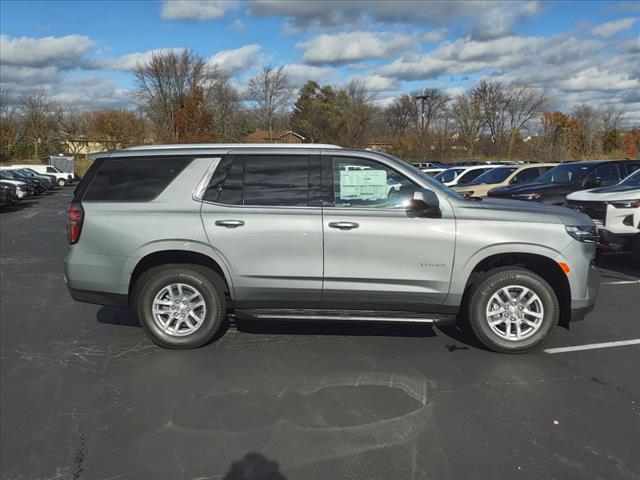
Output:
[{"xmin": 565, "ymin": 200, "xmax": 607, "ymax": 222}]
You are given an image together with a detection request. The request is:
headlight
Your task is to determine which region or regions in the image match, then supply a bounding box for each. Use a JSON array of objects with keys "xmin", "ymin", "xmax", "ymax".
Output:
[
  {"xmin": 609, "ymin": 200, "xmax": 640, "ymax": 209},
  {"xmin": 515, "ymin": 193, "xmax": 541, "ymax": 200},
  {"xmin": 566, "ymin": 225, "xmax": 599, "ymax": 243}
]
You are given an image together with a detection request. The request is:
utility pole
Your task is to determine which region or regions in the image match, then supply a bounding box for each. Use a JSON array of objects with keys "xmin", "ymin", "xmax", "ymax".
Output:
[{"xmin": 415, "ymin": 90, "xmax": 430, "ymax": 163}]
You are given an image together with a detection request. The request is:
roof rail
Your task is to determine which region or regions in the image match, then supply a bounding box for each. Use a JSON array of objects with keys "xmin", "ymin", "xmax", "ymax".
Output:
[{"xmin": 124, "ymin": 143, "xmax": 343, "ymax": 150}]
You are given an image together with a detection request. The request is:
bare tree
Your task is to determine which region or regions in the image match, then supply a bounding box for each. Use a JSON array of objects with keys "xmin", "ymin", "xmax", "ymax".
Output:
[
  {"xmin": 20, "ymin": 89, "xmax": 57, "ymax": 159},
  {"xmin": 472, "ymin": 80, "xmax": 509, "ymax": 156},
  {"xmin": 135, "ymin": 50, "xmax": 216, "ymax": 142},
  {"xmin": 207, "ymin": 74, "xmax": 245, "ymax": 141},
  {"xmin": 247, "ymin": 66, "xmax": 291, "ymax": 141},
  {"xmin": 600, "ymin": 104, "xmax": 624, "ymax": 133},
  {"xmin": 506, "ymin": 85, "xmax": 548, "ymax": 158},
  {"xmin": 384, "ymin": 94, "xmax": 416, "ymax": 137},
  {"xmin": 572, "ymin": 104, "xmax": 601, "ymax": 157},
  {"xmin": 58, "ymin": 106, "xmax": 90, "ymax": 155},
  {"xmin": 450, "ymin": 92, "xmax": 484, "ymax": 158},
  {"xmin": 342, "ymin": 79, "xmax": 377, "ymax": 147}
]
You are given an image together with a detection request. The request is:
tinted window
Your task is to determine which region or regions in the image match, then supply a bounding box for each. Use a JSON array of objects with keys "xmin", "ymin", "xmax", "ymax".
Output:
[
  {"xmin": 204, "ymin": 156, "xmax": 236, "ymax": 202},
  {"xmin": 46, "ymin": 166, "xmax": 56, "ymax": 173},
  {"xmin": 331, "ymin": 157, "xmax": 418, "ymax": 208},
  {"xmin": 457, "ymin": 168, "xmax": 489, "ymax": 185},
  {"xmin": 511, "ymin": 167, "xmax": 542, "ymax": 184},
  {"xmin": 587, "ymin": 164, "xmax": 620, "ymax": 186},
  {"xmin": 471, "ymin": 167, "xmax": 517, "ymax": 184},
  {"xmin": 244, "ymin": 156, "xmax": 309, "ymax": 206},
  {"xmin": 434, "ymin": 168, "xmax": 464, "ymax": 183},
  {"xmin": 83, "ymin": 157, "xmax": 191, "ymax": 201},
  {"xmin": 217, "ymin": 156, "xmax": 244, "ymax": 205},
  {"xmin": 538, "ymin": 163, "xmax": 591, "ymax": 183}
]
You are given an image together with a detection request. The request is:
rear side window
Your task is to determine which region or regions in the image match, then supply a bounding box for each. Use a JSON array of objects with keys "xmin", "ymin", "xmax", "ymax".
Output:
[
  {"xmin": 244, "ymin": 156, "xmax": 309, "ymax": 206},
  {"xmin": 511, "ymin": 167, "xmax": 541, "ymax": 184},
  {"xmin": 204, "ymin": 155, "xmax": 311, "ymax": 207},
  {"xmin": 457, "ymin": 168, "xmax": 488, "ymax": 185},
  {"xmin": 83, "ymin": 157, "xmax": 191, "ymax": 201}
]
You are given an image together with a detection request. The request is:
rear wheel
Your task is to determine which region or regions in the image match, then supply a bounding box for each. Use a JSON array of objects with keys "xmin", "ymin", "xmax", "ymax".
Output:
[
  {"xmin": 467, "ymin": 267, "xmax": 559, "ymax": 353},
  {"xmin": 135, "ymin": 265, "xmax": 226, "ymax": 349},
  {"xmin": 57, "ymin": 178, "xmax": 66, "ymax": 187}
]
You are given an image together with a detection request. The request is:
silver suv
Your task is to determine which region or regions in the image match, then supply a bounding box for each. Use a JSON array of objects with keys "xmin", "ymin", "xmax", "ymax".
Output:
[{"xmin": 65, "ymin": 144, "xmax": 600, "ymax": 353}]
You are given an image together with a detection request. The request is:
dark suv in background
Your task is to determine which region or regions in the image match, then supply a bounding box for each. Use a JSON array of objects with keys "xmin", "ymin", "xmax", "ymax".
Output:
[{"xmin": 488, "ymin": 160, "xmax": 640, "ymax": 205}]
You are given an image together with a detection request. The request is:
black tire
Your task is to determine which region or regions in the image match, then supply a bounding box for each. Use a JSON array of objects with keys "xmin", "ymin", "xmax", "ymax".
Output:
[
  {"xmin": 57, "ymin": 178, "xmax": 66, "ymax": 187},
  {"xmin": 467, "ymin": 267, "xmax": 559, "ymax": 354},
  {"xmin": 135, "ymin": 264, "xmax": 226, "ymax": 349}
]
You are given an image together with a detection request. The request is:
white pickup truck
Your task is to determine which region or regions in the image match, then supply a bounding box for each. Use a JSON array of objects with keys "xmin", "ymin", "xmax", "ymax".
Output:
[
  {"xmin": 10, "ymin": 164, "xmax": 73, "ymax": 187},
  {"xmin": 566, "ymin": 169, "xmax": 640, "ymax": 267}
]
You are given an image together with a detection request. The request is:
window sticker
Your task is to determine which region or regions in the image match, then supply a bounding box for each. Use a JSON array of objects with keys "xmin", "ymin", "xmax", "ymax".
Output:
[{"xmin": 339, "ymin": 168, "xmax": 388, "ymax": 201}]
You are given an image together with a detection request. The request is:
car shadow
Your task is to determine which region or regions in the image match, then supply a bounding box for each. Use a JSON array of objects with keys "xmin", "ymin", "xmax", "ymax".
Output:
[
  {"xmin": 96, "ymin": 306, "xmax": 140, "ymax": 327},
  {"xmin": 596, "ymin": 252, "xmax": 639, "ymax": 279}
]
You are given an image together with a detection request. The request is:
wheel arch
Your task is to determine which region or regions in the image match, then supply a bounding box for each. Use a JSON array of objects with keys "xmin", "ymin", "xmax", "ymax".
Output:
[
  {"xmin": 463, "ymin": 252, "xmax": 572, "ymax": 328},
  {"xmin": 128, "ymin": 249, "xmax": 234, "ymax": 308}
]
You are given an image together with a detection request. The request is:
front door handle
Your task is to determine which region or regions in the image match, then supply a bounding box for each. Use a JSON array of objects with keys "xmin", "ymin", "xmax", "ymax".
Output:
[
  {"xmin": 215, "ymin": 219, "xmax": 245, "ymax": 228},
  {"xmin": 328, "ymin": 221, "xmax": 359, "ymax": 230}
]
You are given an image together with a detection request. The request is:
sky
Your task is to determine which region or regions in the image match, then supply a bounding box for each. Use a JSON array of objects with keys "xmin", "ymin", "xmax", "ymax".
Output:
[{"xmin": 1, "ymin": 0, "xmax": 639, "ymax": 123}]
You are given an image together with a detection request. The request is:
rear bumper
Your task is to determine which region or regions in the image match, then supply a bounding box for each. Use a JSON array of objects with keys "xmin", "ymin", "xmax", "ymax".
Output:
[{"xmin": 570, "ymin": 265, "xmax": 600, "ymax": 322}]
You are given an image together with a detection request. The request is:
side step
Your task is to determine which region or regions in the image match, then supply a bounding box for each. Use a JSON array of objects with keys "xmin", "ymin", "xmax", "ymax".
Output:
[{"xmin": 235, "ymin": 309, "xmax": 457, "ymax": 325}]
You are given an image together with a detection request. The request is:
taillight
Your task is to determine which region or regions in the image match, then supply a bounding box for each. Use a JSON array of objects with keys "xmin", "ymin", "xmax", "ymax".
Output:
[{"xmin": 67, "ymin": 203, "xmax": 84, "ymax": 245}]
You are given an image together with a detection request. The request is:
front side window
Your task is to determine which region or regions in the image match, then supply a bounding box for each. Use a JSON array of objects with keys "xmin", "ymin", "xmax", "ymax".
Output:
[
  {"xmin": 586, "ymin": 164, "xmax": 620, "ymax": 186},
  {"xmin": 331, "ymin": 157, "xmax": 418, "ymax": 208},
  {"xmin": 46, "ymin": 166, "xmax": 57, "ymax": 173},
  {"xmin": 435, "ymin": 168, "xmax": 463, "ymax": 184},
  {"xmin": 457, "ymin": 168, "xmax": 489, "ymax": 185},
  {"xmin": 511, "ymin": 167, "xmax": 541, "ymax": 184}
]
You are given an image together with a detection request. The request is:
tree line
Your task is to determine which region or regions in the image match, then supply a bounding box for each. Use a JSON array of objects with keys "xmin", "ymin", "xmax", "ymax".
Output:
[{"xmin": 1, "ymin": 50, "xmax": 638, "ymax": 164}]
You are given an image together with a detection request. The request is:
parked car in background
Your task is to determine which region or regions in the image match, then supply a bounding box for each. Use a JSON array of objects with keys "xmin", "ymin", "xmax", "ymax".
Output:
[
  {"xmin": 66, "ymin": 143, "xmax": 599, "ymax": 354},
  {"xmin": 11, "ymin": 164, "xmax": 73, "ymax": 186},
  {"xmin": 0, "ymin": 175, "xmax": 29, "ymax": 198},
  {"xmin": 420, "ymin": 168, "xmax": 445, "ymax": 177},
  {"xmin": 566, "ymin": 169, "xmax": 640, "ymax": 267},
  {"xmin": 488, "ymin": 160, "xmax": 640, "ymax": 205},
  {"xmin": 14, "ymin": 168, "xmax": 56, "ymax": 189},
  {"xmin": 0, "ymin": 183, "xmax": 19, "ymax": 208},
  {"xmin": 433, "ymin": 165, "xmax": 497, "ymax": 187},
  {"xmin": 454, "ymin": 163, "xmax": 558, "ymax": 197},
  {"xmin": 0, "ymin": 170, "xmax": 43, "ymax": 195}
]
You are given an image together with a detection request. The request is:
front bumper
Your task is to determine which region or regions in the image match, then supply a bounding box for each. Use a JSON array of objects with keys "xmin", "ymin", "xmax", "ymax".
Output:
[{"xmin": 570, "ymin": 265, "xmax": 600, "ymax": 322}]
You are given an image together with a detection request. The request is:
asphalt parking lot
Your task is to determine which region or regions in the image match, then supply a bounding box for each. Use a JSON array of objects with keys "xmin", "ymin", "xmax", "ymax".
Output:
[{"xmin": 1, "ymin": 189, "xmax": 639, "ymax": 480}]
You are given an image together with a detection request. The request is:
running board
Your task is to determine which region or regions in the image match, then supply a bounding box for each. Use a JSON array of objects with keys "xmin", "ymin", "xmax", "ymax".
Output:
[{"xmin": 235, "ymin": 309, "xmax": 457, "ymax": 324}]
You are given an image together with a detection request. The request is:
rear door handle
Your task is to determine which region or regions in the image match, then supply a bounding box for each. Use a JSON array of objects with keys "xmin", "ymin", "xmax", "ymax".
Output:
[
  {"xmin": 328, "ymin": 221, "xmax": 359, "ymax": 230},
  {"xmin": 215, "ymin": 220, "xmax": 245, "ymax": 228}
]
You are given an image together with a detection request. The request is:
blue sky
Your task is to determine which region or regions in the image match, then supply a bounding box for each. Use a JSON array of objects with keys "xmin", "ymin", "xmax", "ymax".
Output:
[{"xmin": 1, "ymin": 0, "xmax": 639, "ymax": 122}]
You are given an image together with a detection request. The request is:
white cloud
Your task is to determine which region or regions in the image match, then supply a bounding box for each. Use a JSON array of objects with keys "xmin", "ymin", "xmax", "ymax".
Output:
[
  {"xmin": 591, "ymin": 17, "xmax": 639, "ymax": 38},
  {"xmin": 99, "ymin": 48, "xmax": 186, "ymax": 71},
  {"xmin": 249, "ymin": 0, "xmax": 542, "ymax": 38},
  {"xmin": 232, "ymin": 19, "xmax": 246, "ymax": 31},
  {"xmin": 298, "ymin": 31, "xmax": 415, "ymax": 65},
  {"xmin": 281, "ymin": 63, "xmax": 335, "ymax": 88},
  {"xmin": 0, "ymin": 34, "xmax": 93, "ymax": 69},
  {"xmin": 423, "ymin": 28, "xmax": 448, "ymax": 43},
  {"xmin": 208, "ymin": 44, "xmax": 261, "ymax": 75},
  {"xmin": 161, "ymin": 0, "xmax": 238, "ymax": 21},
  {"xmin": 348, "ymin": 74, "xmax": 398, "ymax": 92}
]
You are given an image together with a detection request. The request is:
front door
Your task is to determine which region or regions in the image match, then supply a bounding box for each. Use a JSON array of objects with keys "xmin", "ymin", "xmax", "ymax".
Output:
[
  {"xmin": 200, "ymin": 154, "xmax": 323, "ymax": 308},
  {"xmin": 321, "ymin": 155, "xmax": 456, "ymax": 311}
]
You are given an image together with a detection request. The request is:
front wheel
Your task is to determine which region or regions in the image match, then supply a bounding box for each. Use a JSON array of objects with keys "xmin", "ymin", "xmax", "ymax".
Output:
[
  {"xmin": 467, "ymin": 268, "xmax": 559, "ymax": 353},
  {"xmin": 135, "ymin": 265, "xmax": 226, "ymax": 349},
  {"xmin": 57, "ymin": 178, "xmax": 67, "ymax": 187}
]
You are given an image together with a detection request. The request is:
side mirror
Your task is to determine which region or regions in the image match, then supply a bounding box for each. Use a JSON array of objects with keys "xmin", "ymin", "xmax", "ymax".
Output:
[{"xmin": 405, "ymin": 190, "xmax": 441, "ymax": 218}]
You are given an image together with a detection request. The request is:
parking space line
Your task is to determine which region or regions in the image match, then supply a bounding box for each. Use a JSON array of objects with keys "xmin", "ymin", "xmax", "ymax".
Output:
[{"xmin": 544, "ymin": 339, "xmax": 640, "ymax": 354}]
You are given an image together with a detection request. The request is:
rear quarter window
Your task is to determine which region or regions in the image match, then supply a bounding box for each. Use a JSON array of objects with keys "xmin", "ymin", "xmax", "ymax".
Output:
[{"xmin": 82, "ymin": 157, "xmax": 192, "ymax": 202}]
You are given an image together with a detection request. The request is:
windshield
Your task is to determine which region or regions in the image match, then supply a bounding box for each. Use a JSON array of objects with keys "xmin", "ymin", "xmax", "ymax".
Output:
[
  {"xmin": 434, "ymin": 168, "xmax": 464, "ymax": 183},
  {"xmin": 620, "ymin": 169, "xmax": 640, "ymax": 187},
  {"xmin": 468, "ymin": 167, "xmax": 517, "ymax": 185},
  {"xmin": 537, "ymin": 163, "xmax": 591, "ymax": 184}
]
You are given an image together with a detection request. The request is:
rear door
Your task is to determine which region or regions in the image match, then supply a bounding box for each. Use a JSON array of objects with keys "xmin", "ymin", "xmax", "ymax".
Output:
[
  {"xmin": 321, "ymin": 155, "xmax": 456, "ymax": 311},
  {"xmin": 200, "ymin": 153, "xmax": 323, "ymax": 308}
]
